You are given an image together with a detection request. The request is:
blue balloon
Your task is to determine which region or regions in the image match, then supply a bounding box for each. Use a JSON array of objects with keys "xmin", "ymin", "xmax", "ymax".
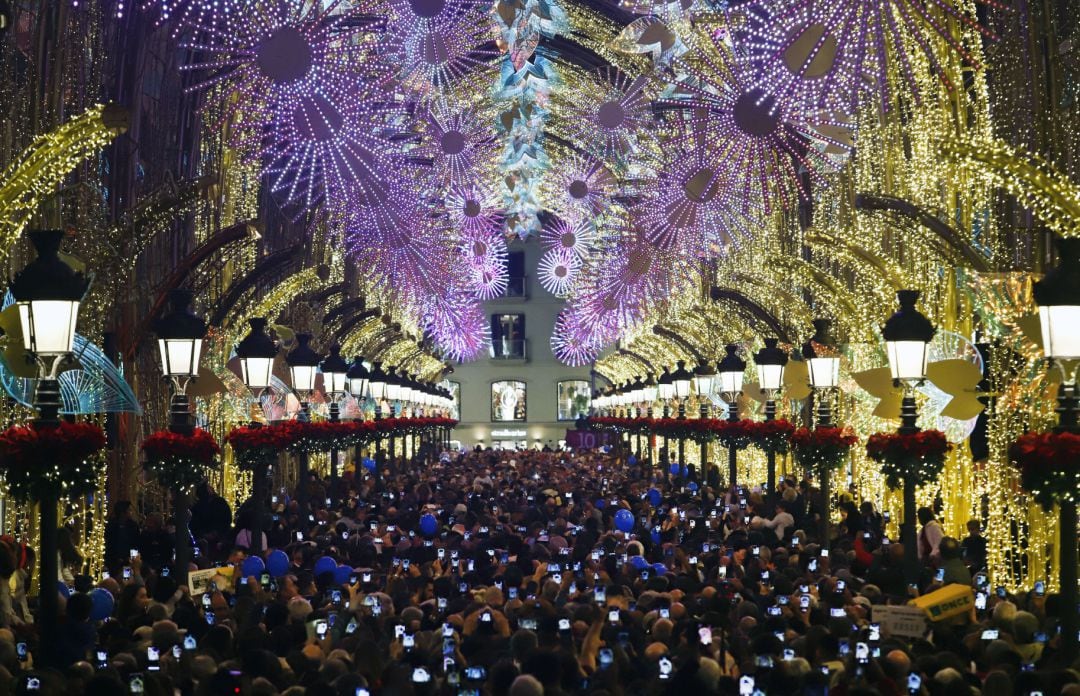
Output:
[
  {"xmin": 670, "ymin": 462, "xmax": 680, "ymax": 474},
  {"xmin": 267, "ymin": 549, "xmax": 290, "ymax": 578},
  {"xmin": 241, "ymin": 555, "xmax": 265, "ymax": 578},
  {"xmin": 595, "ymin": 499, "xmax": 605, "ymax": 509},
  {"xmin": 333, "ymin": 565, "xmax": 353, "ymax": 586},
  {"xmin": 314, "ymin": 556, "xmax": 337, "ymax": 577},
  {"xmin": 57, "ymin": 582, "xmax": 71, "ymax": 599},
  {"xmin": 652, "ymin": 563, "xmax": 667, "ymax": 576},
  {"xmin": 362, "ymin": 457, "xmax": 377, "ymax": 471},
  {"xmin": 614, "ymin": 508, "xmax": 634, "ymax": 533},
  {"xmin": 419, "ymin": 513, "xmax": 438, "ymax": 537},
  {"xmin": 651, "ymin": 526, "xmax": 661, "ymax": 544},
  {"xmin": 629, "ymin": 555, "xmax": 648, "ymax": 570},
  {"xmin": 647, "ymin": 488, "xmax": 662, "ymax": 507},
  {"xmin": 688, "ymin": 481, "xmax": 699, "ymax": 492},
  {"xmin": 89, "ymin": 588, "xmax": 114, "ymax": 621},
  {"xmin": 628, "ymin": 455, "xmax": 637, "ymax": 465}
]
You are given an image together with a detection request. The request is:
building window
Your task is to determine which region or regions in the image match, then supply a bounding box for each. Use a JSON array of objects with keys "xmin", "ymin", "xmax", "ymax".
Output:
[
  {"xmin": 491, "ymin": 380, "xmax": 527, "ymax": 421},
  {"xmin": 446, "ymin": 381, "xmax": 461, "ymax": 420},
  {"xmin": 490, "ymin": 313, "xmax": 526, "ymax": 358},
  {"xmin": 505, "ymin": 250, "xmax": 526, "ymax": 297},
  {"xmin": 557, "ymin": 380, "xmax": 591, "ymax": 421}
]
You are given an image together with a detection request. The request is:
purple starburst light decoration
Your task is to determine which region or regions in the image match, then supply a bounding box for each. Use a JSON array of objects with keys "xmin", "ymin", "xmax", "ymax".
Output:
[
  {"xmin": 551, "ymin": 310, "xmax": 604, "ymax": 367},
  {"xmin": 543, "ymin": 153, "xmax": 618, "ymax": 219},
  {"xmin": 258, "ymin": 86, "xmax": 408, "ymax": 213},
  {"xmin": 381, "ymin": 0, "xmax": 500, "ymax": 97},
  {"xmin": 559, "ymin": 67, "xmax": 656, "ymax": 164},
  {"xmin": 446, "ymin": 183, "xmax": 505, "ymax": 236},
  {"xmin": 541, "ymin": 216, "xmax": 596, "ymax": 260},
  {"xmin": 140, "ymin": 0, "xmax": 244, "ymax": 33},
  {"xmin": 180, "ymin": 1, "xmax": 385, "ymax": 133},
  {"xmin": 458, "ymin": 226, "xmax": 509, "ymax": 300},
  {"xmin": 426, "ymin": 295, "xmax": 490, "ymax": 361},
  {"xmin": 537, "ymin": 248, "xmax": 581, "ymax": 297},
  {"xmin": 412, "ymin": 103, "xmax": 500, "ymax": 188},
  {"xmin": 733, "ymin": 0, "xmax": 1002, "ymax": 112},
  {"xmin": 627, "ymin": 145, "xmax": 756, "ymax": 258},
  {"xmin": 659, "ymin": 36, "xmax": 851, "ymax": 214}
]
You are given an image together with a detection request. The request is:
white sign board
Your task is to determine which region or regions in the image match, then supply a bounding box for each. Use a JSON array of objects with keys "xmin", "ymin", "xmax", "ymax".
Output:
[{"xmin": 875, "ymin": 604, "xmax": 929, "ymax": 639}]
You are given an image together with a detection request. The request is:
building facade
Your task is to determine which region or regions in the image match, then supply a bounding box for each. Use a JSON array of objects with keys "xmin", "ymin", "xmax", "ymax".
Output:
[{"xmin": 448, "ymin": 238, "xmax": 593, "ymax": 449}]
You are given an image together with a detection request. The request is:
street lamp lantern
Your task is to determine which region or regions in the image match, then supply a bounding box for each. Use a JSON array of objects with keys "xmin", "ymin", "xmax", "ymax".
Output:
[
  {"xmin": 319, "ymin": 345, "xmax": 349, "ymax": 396},
  {"xmin": 754, "ymin": 338, "xmax": 788, "ymax": 393},
  {"xmin": 672, "ymin": 360, "xmax": 693, "ymax": 400},
  {"xmin": 693, "ymin": 360, "xmax": 716, "ymax": 397},
  {"xmin": 642, "ymin": 374, "xmax": 658, "ymax": 404},
  {"xmin": 882, "ymin": 290, "xmax": 935, "ymax": 384},
  {"xmin": 803, "ymin": 318, "xmax": 841, "ymax": 390},
  {"xmin": 716, "ymin": 344, "xmax": 746, "ymax": 397},
  {"xmin": 154, "ymin": 288, "xmax": 205, "ymax": 383},
  {"xmin": 11, "ymin": 230, "xmax": 89, "ymax": 361},
  {"xmin": 1034, "ymin": 237, "xmax": 1080, "ymax": 360},
  {"xmin": 285, "ymin": 334, "xmax": 322, "ymax": 396},
  {"xmin": 367, "ymin": 362, "xmax": 388, "ymax": 403},
  {"xmin": 384, "ymin": 369, "xmax": 402, "ymax": 402},
  {"xmin": 347, "ymin": 357, "xmax": 370, "ymax": 399},
  {"xmin": 235, "ymin": 318, "xmax": 277, "ymax": 391},
  {"xmin": 657, "ymin": 368, "xmax": 675, "ymax": 402}
]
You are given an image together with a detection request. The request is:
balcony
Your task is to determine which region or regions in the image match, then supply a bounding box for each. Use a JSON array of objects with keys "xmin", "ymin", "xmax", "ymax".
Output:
[{"xmin": 490, "ymin": 338, "xmax": 528, "ymax": 362}]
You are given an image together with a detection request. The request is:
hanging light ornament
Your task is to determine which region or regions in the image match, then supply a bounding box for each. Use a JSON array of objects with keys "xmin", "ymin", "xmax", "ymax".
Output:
[
  {"xmin": 537, "ymin": 248, "xmax": 581, "ymax": 297},
  {"xmin": 446, "ymin": 182, "xmax": 506, "ymax": 236},
  {"xmin": 658, "ymin": 31, "xmax": 851, "ymax": 215},
  {"xmin": 540, "ymin": 216, "xmax": 596, "ymax": 260},
  {"xmin": 541, "ymin": 152, "xmax": 619, "ymax": 220},
  {"xmin": 733, "ymin": 0, "xmax": 1002, "ymax": 113},
  {"xmin": 558, "ymin": 67, "xmax": 656, "ymax": 165},
  {"xmin": 411, "ymin": 102, "xmax": 501, "ymax": 188},
  {"xmin": 381, "ymin": 0, "xmax": 500, "ymax": 97},
  {"xmin": 179, "ymin": 0, "xmax": 385, "ymax": 132},
  {"xmin": 551, "ymin": 310, "xmax": 605, "ymax": 367},
  {"xmin": 140, "ymin": 0, "xmax": 245, "ymax": 32}
]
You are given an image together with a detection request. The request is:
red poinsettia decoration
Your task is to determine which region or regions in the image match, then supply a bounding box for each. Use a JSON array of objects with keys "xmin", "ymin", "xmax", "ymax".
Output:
[
  {"xmin": 866, "ymin": 430, "xmax": 951, "ymax": 488},
  {"xmin": 1009, "ymin": 431, "xmax": 1080, "ymax": 509},
  {"xmin": 791, "ymin": 426, "xmax": 858, "ymax": 476},
  {"xmin": 0, "ymin": 421, "xmax": 107, "ymax": 501},
  {"xmin": 226, "ymin": 424, "xmax": 291, "ymax": 469},
  {"xmin": 142, "ymin": 429, "xmax": 220, "ymax": 493}
]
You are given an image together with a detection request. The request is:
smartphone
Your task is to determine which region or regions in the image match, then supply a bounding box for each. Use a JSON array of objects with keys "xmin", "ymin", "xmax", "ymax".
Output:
[
  {"xmin": 660, "ymin": 607, "xmax": 670, "ymax": 618},
  {"xmin": 783, "ymin": 648, "xmax": 795, "ymax": 660},
  {"xmin": 437, "ymin": 597, "xmax": 447, "ymax": 610},
  {"xmin": 595, "ymin": 587, "xmax": 606, "ymax": 604},
  {"xmin": 934, "ymin": 568, "xmax": 945, "ymax": 582},
  {"xmin": 608, "ymin": 609, "xmax": 619, "ymax": 623},
  {"xmin": 129, "ymin": 674, "xmax": 145, "ymax": 694},
  {"xmin": 184, "ymin": 635, "xmax": 196, "ymax": 650},
  {"xmin": 800, "ymin": 595, "xmax": 810, "ymax": 609},
  {"xmin": 808, "ymin": 559, "xmax": 818, "ymax": 572},
  {"xmin": 123, "ymin": 566, "xmax": 133, "ymax": 579},
  {"xmin": 331, "ymin": 589, "xmax": 342, "ymax": 604},
  {"xmin": 412, "ymin": 666, "xmax": 431, "ymax": 683},
  {"xmin": 830, "ymin": 607, "xmax": 845, "ymax": 618},
  {"xmin": 907, "ymin": 673, "xmax": 921, "ymax": 695},
  {"xmin": 855, "ymin": 642, "xmax": 869, "ymax": 664},
  {"xmin": 1034, "ymin": 580, "xmax": 1045, "ymax": 596},
  {"xmin": 295, "ymin": 531, "xmax": 303, "ymax": 541},
  {"xmin": 16, "ymin": 642, "xmax": 27, "ymax": 662},
  {"xmin": 739, "ymin": 675, "xmax": 754, "ymax": 695},
  {"xmin": 751, "ymin": 545, "xmax": 760, "ymax": 556},
  {"xmin": 767, "ymin": 605, "xmax": 782, "ymax": 617},
  {"xmin": 130, "ymin": 548, "xmax": 138, "ymax": 559},
  {"xmin": 403, "ymin": 633, "xmax": 415, "ymax": 648},
  {"xmin": 599, "ymin": 648, "xmax": 614, "ymax": 668},
  {"xmin": 837, "ymin": 580, "xmax": 847, "ymax": 591},
  {"xmin": 147, "ymin": 646, "xmax": 160, "ymax": 672},
  {"xmin": 981, "ymin": 629, "xmax": 999, "ymax": 640},
  {"xmin": 975, "ymin": 592, "xmax": 987, "ymax": 610},
  {"xmin": 659, "ymin": 657, "xmax": 673, "ymax": 680},
  {"xmin": 559, "ymin": 618, "xmax": 571, "ymax": 631},
  {"xmin": 869, "ymin": 623, "xmax": 881, "ymax": 641},
  {"xmin": 699, "ymin": 626, "xmax": 712, "ymax": 645},
  {"xmin": 202, "ymin": 594, "xmax": 212, "ymax": 608},
  {"xmin": 205, "ymin": 611, "xmax": 215, "ymax": 625},
  {"xmin": 438, "ymin": 548, "xmax": 445, "ymax": 560}
]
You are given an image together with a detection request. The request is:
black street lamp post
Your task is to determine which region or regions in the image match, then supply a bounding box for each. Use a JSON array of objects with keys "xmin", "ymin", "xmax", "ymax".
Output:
[
  {"xmin": 754, "ymin": 338, "xmax": 788, "ymax": 501},
  {"xmin": 717, "ymin": 345, "xmax": 746, "ymax": 488},
  {"xmin": 235, "ymin": 317, "xmax": 278, "ymax": 555},
  {"xmin": 153, "ymin": 288, "xmax": 206, "ymax": 584},
  {"xmin": 881, "ymin": 290, "xmax": 936, "ymax": 588},
  {"xmin": 10, "ymin": 229, "xmax": 90, "ymax": 665},
  {"xmin": 285, "ymin": 334, "xmax": 322, "ymax": 482},
  {"xmin": 803, "ymin": 319, "xmax": 841, "ymax": 545}
]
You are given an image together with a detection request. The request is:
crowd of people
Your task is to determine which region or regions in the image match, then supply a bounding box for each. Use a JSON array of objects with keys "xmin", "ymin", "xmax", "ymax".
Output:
[{"xmin": 0, "ymin": 446, "xmax": 1074, "ymax": 695}]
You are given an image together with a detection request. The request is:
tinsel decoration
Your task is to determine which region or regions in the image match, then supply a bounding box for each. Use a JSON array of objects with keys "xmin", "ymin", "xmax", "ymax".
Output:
[
  {"xmin": 1008, "ymin": 431, "xmax": 1080, "ymax": 509},
  {"xmin": 0, "ymin": 421, "xmax": 106, "ymax": 502},
  {"xmin": 141, "ymin": 429, "xmax": 221, "ymax": 495},
  {"xmin": 747, "ymin": 419, "xmax": 796, "ymax": 455},
  {"xmin": 866, "ymin": 430, "xmax": 951, "ymax": 488},
  {"xmin": 790, "ymin": 426, "xmax": 858, "ymax": 477}
]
